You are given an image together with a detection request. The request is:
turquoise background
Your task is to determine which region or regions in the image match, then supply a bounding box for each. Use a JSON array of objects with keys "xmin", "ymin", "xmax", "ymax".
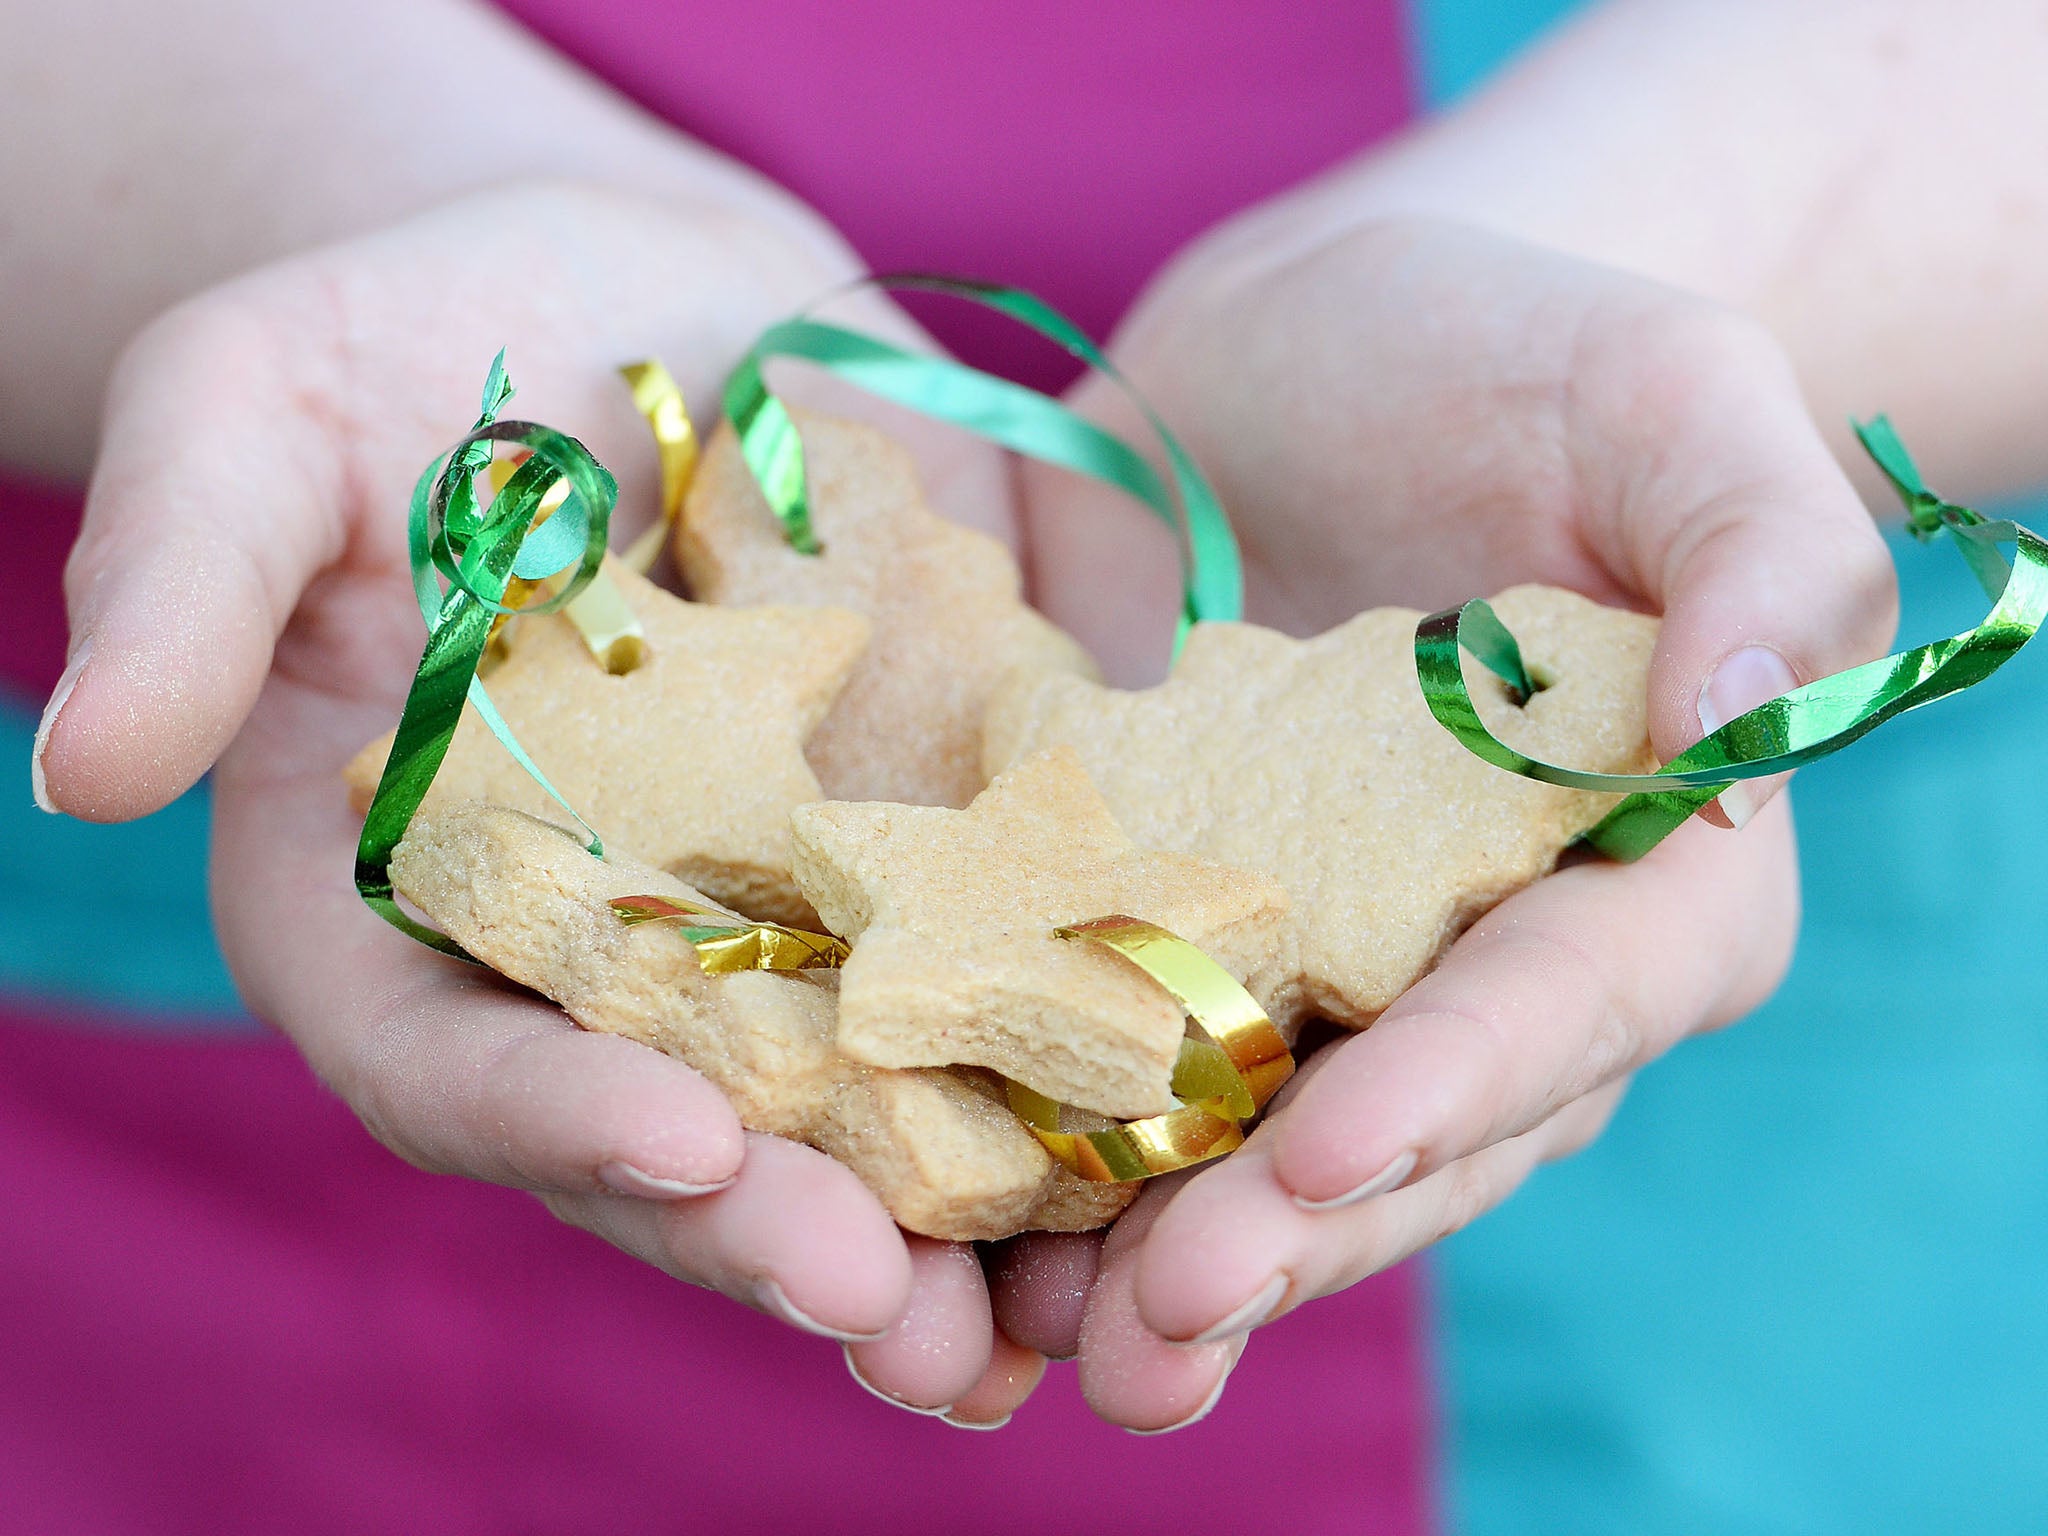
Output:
[
  {"xmin": 1409, "ymin": 2, "xmax": 2048, "ymax": 1530},
  {"xmin": 1409, "ymin": 0, "xmax": 1583, "ymax": 105},
  {"xmin": 0, "ymin": 691, "xmax": 244, "ymax": 1022}
]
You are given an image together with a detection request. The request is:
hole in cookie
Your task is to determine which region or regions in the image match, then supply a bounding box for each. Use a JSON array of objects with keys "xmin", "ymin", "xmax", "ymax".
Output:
[
  {"xmin": 1509, "ymin": 662, "xmax": 1555, "ymax": 708},
  {"xmin": 599, "ymin": 636, "xmax": 649, "ymax": 676}
]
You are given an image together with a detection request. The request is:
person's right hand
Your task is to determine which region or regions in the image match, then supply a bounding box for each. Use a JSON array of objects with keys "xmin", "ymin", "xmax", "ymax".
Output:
[{"xmin": 32, "ymin": 180, "xmax": 1039, "ymax": 1428}]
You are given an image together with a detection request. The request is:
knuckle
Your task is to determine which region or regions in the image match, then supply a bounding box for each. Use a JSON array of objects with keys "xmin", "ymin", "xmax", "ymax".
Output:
[
  {"xmin": 1622, "ymin": 297, "xmax": 1785, "ymax": 405},
  {"xmin": 1433, "ymin": 1148, "xmax": 1520, "ymax": 1244},
  {"xmin": 1453, "ymin": 922, "xmax": 1641, "ymax": 1139},
  {"xmin": 1532, "ymin": 924, "xmax": 1642, "ymax": 1091},
  {"xmin": 1542, "ymin": 1082, "xmax": 1629, "ymax": 1163},
  {"xmin": 309, "ymin": 977, "xmax": 459, "ymax": 1177}
]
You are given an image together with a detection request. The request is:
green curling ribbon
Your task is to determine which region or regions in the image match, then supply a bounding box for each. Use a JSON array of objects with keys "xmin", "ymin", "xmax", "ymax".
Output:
[
  {"xmin": 1416, "ymin": 417, "xmax": 2048, "ymax": 861},
  {"xmin": 722, "ymin": 274, "xmax": 1243, "ymax": 638},
  {"xmin": 356, "ymin": 353, "xmax": 619, "ymax": 954}
]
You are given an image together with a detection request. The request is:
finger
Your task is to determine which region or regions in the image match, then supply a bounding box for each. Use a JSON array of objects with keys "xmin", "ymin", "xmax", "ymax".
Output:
[
  {"xmin": 336, "ymin": 965, "xmax": 751, "ymax": 1196},
  {"xmin": 1576, "ymin": 302, "xmax": 1899, "ymax": 824},
  {"xmin": 1133, "ymin": 1085, "xmax": 1624, "ymax": 1344},
  {"xmin": 1270, "ymin": 799, "xmax": 1795, "ymax": 1210},
  {"xmin": 985, "ymin": 1228, "xmax": 1103, "ymax": 1361},
  {"xmin": 845, "ymin": 1238, "xmax": 997, "ymax": 1414},
  {"xmin": 209, "ymin": 690, "xmax": 749, "ymax": 1198},
  {"xmin": 219, "ymin": 681, "xmax": 913, "ymax": 1346},
  {"xmin": 38, "ymin": 292, "xmax": 355, "ymax": 821},
  {"xmin": 940, "ymin": 1332, "xmax": 1049, "ymax": 1430},
  {"xmin": 1074, "ymin": 1175, "xmax": 1246, "ymax": 1433},
  {"xmin": 543, "ymin": 1132, "xmax": 913, "ymax": 1342}
]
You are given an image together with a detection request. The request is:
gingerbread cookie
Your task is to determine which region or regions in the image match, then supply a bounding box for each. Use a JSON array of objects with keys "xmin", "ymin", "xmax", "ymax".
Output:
[
  {"xmin": 390, "ymin": 805, "xmax": 1133, "ymax": 1241},
  {"xmin": 677, "ymin": 410, "xmax": 1096, "ymax": 808},
  {"xmin": 346, "ymin": 557, "xmax": 867, "ymax": 926},
  {"xmin": 983, "ymin": 585, "xmax": 1659, "ymax": 1031},
  {"xmin": 789, "ymin": 746, "xmax": 1290, "ymax": 1119}
]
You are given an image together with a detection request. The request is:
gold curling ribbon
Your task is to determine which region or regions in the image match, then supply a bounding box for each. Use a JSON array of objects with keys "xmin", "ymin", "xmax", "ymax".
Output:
[
  {"xmin": 609, "ymin": 893, "xmax": 849, "ymax": 974},
  {"xmin": 1008, "ymin": 915, "xmax": 1295, "ymax": 1182},
  {"xmin": 619, "ymin": 358, "xmax": 698, "ymax": 574},
  {"xmin": 481, "ymin": 463, "xmax": 647, "ymax": 674},
  {"xmin": 480, "ymin": 361, "xmax": 698, "ymax": 674}
]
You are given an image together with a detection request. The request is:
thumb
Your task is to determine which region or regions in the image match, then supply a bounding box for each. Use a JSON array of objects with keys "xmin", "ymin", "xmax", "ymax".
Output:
[
  {"xmin": 35, "ymin": 295, "xmax": 348, "ymax": 822},
  {"xmin": 1593, "ymin": 311, "xmax": 1899, "ymax": 828}
]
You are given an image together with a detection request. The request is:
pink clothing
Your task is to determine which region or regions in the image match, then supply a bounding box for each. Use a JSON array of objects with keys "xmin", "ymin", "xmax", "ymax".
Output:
[
  {"xmin": 3, "ymin": 4, "xmax": 1432, "ymax": 1529},
  {"xmin": 0, "ymin": 1009, "xmax": 1431, "ymax": 1534},
  {"xmin": 501, "ymin": 0, "xmax": 1412, "ymax": 390}
]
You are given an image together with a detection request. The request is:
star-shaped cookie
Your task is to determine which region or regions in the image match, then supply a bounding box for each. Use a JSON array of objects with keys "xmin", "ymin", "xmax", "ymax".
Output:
[
  {"xmin": 390, "ymin": 805, "xmax": 1133, "ymax": 1241},
  {"xmin": 790, "ymin": 746, "xmax": 1290, "ymax": 1119},
  {"xmin": 346, "ymin": 557, "xmax": 867, "ymax": 926},
  {"xmin": 983, "ymin": 585, "xmax": 1660, "ymax": 1031},
  {"xmin": 677, "ymin": 410, "xmax": 1096, "ymax": 808}
]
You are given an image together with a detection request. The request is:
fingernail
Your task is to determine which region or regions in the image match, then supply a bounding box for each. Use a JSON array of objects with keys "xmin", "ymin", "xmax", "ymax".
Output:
[
  {"xmin": 31, "ymin": 640, "xmax": 92, "ymax": 815},
  {"xmin": 756, "ymin": 1277, "xmax": 888, "ymax": 1344},
  {"xmin": 1292, "ymin": 1148, "xmax": 1418, "ymax": 1212},
  {"xmin": 1697, "ymin": 646, "xmax": 1797, "ymax": 830},
  {"xmin": 1126, "ymin": 1351, "xmax": 1238, "ymax": 1437},
  {"xmin": 939, "ymin": 1411, "xmax": 1012, "ymax": 1432},
  {"xmin": 597, "ymin": 1160, "xmax": 735, "ymax": 1200},
  {"xmin": 843, "ymin": 1345, "xmax": 952, "ymax": 1417},
  {"xmin": 1185, "ymin": 1271, "xmax": 1289, "ymax": 1345}
]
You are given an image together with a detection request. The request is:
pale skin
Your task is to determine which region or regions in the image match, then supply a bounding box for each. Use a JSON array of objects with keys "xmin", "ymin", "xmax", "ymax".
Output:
[{"xmin": 13, "ymin": 0, "xmax": 2048, "ymax": 1434}]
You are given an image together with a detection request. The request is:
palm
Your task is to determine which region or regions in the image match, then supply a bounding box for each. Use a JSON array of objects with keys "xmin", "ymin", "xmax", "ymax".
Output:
[
  {"xmin": 1004, "ymin": 217, "xmax": 1894, "ymax": 1429},
  {"xmin": 50, "ymin": 184, "xmax": 1028, "ymax": 1419}
]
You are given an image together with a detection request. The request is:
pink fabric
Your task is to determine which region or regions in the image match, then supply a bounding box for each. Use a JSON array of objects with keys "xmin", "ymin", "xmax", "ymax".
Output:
[
  {"xmin": 5, "ymin": 5, "xmax": 1436, "ymax": 1529},
  {"xmin": 0, "ymin": 1008, "xmax": 1432, "ymax": 1534},
  {"xmin": 499, "ymin": 0, "xmax": 1414, "ymax": 391},
  {"xmin": 2, "ymin": 473, "xmax": 80, "ymax": 698}
]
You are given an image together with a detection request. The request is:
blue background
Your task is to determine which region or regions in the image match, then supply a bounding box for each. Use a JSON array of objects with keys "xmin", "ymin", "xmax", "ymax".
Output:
[{"xmin": 1408, "ymin": 3, "xmax": 2048, "ymax": 1530}]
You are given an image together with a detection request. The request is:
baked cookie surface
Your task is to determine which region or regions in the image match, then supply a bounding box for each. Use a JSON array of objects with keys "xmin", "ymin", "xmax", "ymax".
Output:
[
  {"xmin": 678, "ymin": 411, "xmax": 1095, "ymax": 808},
  {"xmin": 984, "ymin": 585, "xmax": 1659, "ymax": 1030},
  {"xmin": 791, "ymin": 746, "xmax": 1289, "ymax": 1118},
  {"xmin": 390, "ymin": 804, "xmax": 1131, "ymax": 1241},
  {"xmin": 347, "ymin": 558, "xmax": 867, "ymax": 926}
]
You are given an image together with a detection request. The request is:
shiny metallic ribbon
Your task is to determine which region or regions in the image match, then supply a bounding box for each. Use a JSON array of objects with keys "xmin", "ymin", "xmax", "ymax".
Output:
[
  {"xmin": 1008, "ymin": 916, "xmax": 1294, "ymax": 1182},
  {"xmin": 355, "ymin": 354, "xmax": 618, "ymax": 955},
  {"xmin": 481, "ymin": 360, "xmax": 699, "ymax": 675},
  {"xmin": 619, "ymin": 358, "xmax": 698, "ymax": 572},
  {"xmin": 608, "ymin": 893, "xmax": 849, "ymax": 973},
  {"xmin": 721, "ymin": 275, "xmax": 1242, "ymax": 644},
  {"xmin": 1415, "ymin": 417, "xmax": 2048, "ymax": 860}
]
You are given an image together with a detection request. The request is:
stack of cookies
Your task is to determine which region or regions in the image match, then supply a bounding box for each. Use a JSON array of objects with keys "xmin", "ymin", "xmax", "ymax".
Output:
[{"xmin": 347, "ymin": 410, "xmax": 1658, "ymax": 1241}]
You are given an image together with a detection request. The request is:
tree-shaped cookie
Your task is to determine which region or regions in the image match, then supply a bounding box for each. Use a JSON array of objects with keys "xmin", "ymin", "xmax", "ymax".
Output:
[
  {"xmin": 790, "ymin": 747, "xmax": 1289, "ymax": 1119},
  {"xmin": 984, "ymin": 585, "xmax": 1659, "ymax": 1031},
  {"xmin": 347, "ymin": 558, "xmax": 867, "ymax": 926},
  {"xmin": 390, "ymin": 805, "xmax": 1133, "ymax": 1241},
  {"xmin": 677, "ymin": 410, "xmax": 1095, "ymax": 808}
]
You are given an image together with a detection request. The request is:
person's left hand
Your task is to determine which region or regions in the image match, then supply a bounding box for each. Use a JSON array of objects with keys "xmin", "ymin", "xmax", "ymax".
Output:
[{"xmin": 992, "ymin": 216, "xmax": 1898, "ymax": 1431}]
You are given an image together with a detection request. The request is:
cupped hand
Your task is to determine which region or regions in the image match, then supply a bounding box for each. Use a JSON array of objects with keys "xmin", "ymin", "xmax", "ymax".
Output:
[
  {"xmin": 34, "ymin": 179, "xmax": 1035, "ymax": 1423},
  {"xmin": 1008, "ymin": 216, "xmax": 1899, "ymax": 1430}
]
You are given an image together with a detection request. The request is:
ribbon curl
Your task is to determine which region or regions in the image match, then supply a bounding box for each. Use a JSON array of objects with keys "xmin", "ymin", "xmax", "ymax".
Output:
[
  {"xmin": 355, "ymin": 354, "xmax": 618, "ymax": 954},
  {"xmin": 1009, "ymin": 916, "xmax": 1294, "ymax": 1183},
  {"xmin": 722, "ymin": 274, "xmax": 1242, "ymax": 645},
  {"xmin": 609, "ymin": 893, "xmax": 849, "ymax": 973},
  {"xmin": 1416, "ymin": 417, "xmax": 2048, "ymax": 861}
]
